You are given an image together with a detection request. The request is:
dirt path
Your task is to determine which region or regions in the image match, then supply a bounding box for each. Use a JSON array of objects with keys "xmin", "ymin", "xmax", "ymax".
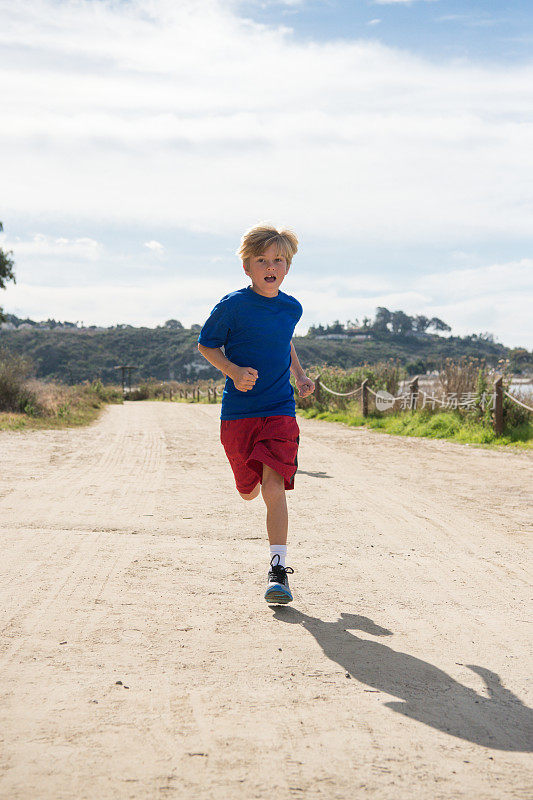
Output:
[{"xmin": 0, "ymin": 402, "xmax": 531, "ymax": 799}]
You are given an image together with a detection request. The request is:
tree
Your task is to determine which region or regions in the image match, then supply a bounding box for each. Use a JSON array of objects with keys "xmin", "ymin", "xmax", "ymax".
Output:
[
  {"xmin": 373, "ymin": 307, "xmax": 391, "ymax": 333},
  {"xmin": 345, "ymin": 318, "xmax": 361, "ymax": 332},
  {"xmin": 508, "ymin": 347, "xmax": 531, "ymax": 370},
  {"xmin": 428, "ymin": 317, "xmax": 451, "ymax": 335},
  {"xmin": 307, "ymin": 323, "xmax": 326, "ymax": 336},
  {"xmin": 390, "ymin": 310, "xmax": 413, "ymax": 336},
  {"xmin": 413, "ymin": 314, "xmax": 431, "ymax": 334},
  {"xmin": 0, "ymin": 222, "xmax": 16, "ymax": 322},
  {"xmin": 327, "ymin": 319, "xmax": 344, "ymax": 334},
  {"xmin": 163, "ymin": 319, "xmax": 183, "ymax": 330}
]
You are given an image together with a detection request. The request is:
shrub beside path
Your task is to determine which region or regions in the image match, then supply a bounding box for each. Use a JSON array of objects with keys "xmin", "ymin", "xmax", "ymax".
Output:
[{"xmin": 0, "ymin": 402, "xmax": 531, "ymax": 799}]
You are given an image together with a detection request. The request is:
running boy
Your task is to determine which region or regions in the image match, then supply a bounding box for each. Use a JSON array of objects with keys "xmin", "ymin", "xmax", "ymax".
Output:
[{"xmin": 197, "ymin": 223, "xmax": 314, "ymax": 604}]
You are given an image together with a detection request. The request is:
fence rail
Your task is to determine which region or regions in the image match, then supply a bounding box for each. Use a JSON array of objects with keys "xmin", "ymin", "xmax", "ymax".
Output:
[
  {"xmin": 504, "ymin": 391, "xmax": 533, "ymax": 412},
  {"xmin": 165, "ymin": 373, "xmax": 532, "ymax": 437},
  {"xmin": 174, "ymin": 386, "xmax": 221, "ymax": 403},
  {"xmin": 315, "ymin": 373, "xmax": 532, "ymax": 436}
]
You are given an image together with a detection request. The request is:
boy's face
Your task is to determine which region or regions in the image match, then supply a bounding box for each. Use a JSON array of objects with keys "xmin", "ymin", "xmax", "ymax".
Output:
[{"xmin": 243, "ymin": 242, "xmax": 290, "ymax": 298}]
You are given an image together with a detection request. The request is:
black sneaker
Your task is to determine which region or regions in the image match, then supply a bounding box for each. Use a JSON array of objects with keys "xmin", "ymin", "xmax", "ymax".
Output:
[{"xmin": 264, "ymin": 554, "xmax": 294, "ymax": 604}]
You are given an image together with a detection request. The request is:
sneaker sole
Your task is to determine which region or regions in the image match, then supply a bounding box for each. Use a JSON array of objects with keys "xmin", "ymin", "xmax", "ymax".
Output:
[{"xmin": 264, "ymin": 586, "xmax": 293, "ymax": 604}]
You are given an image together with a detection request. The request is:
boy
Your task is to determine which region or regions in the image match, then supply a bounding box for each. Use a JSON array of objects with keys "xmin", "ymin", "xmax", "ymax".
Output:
[{"xmin": 197, "ymin": 223, "xmax": 314, "ymax": 604}]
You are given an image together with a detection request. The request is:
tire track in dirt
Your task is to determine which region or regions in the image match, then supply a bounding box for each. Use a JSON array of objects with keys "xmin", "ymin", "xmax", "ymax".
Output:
[
  {"xmin": 0, "ymin": 404, "xmax": 167, "ymax": 531},
  {"xmin": 0, "ymin": 532, "xmax": 136, "ymax": 670},
  {"xmin": 0, "ymin": 529, "xmax": 73, "ymax": 635}
]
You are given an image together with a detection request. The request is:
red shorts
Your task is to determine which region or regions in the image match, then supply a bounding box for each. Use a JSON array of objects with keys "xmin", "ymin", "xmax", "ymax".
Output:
[{"xmin": 220, "ymin": 415, "xmax": 300, "ymax": 494}]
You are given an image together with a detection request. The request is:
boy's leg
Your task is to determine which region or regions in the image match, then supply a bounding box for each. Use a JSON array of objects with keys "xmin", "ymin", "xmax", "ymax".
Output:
[
  {"xmin": 262, "ymin": 463, "xmax": 294, "ymax": 604},
  {"xmin": 261, "ymin": 463, "xmax": 288, "ymax": 545}
]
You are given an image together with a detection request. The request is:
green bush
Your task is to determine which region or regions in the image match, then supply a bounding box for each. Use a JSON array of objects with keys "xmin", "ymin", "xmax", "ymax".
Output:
[
  {"xmin": 129, "ymin": 384, "xmax": 151, "ymax": 401},
  {"xmin": 90, "ymin": 379, "xmax": 123, "ymax": 404}
]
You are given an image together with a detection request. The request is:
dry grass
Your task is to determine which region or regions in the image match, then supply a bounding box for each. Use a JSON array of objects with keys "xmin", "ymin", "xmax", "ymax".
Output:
[
  {"xmin": 0, "ymin": 378, "xmax": 123, "ymax": 431},
  {"xmin": 437, "ymin": 356, "xmax": 486, "ymax": 396}
]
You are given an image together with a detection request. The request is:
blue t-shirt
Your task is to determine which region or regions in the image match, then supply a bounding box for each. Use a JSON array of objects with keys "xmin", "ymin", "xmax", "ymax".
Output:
[{"xmin": 198, "ymin": 286, "xmax": 303, "ymax": 420}]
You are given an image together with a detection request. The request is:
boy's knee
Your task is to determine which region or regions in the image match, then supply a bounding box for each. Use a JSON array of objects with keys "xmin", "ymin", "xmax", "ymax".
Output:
[
  {"xmin": 239, "ymin": 485, "xmax": 260, "ymax": 501},
  {"xmin": 261, "ymin": 471, "xmax": 285, "ymax": 502}
]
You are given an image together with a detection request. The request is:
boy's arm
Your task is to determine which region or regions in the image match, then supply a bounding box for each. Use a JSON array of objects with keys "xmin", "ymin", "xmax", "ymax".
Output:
[
  {"xmin": 290, "ymin": 340, "xmax": 315, "ymax": 397},
  {"xmin": 197, "ymin": 343, "xmax": 258, "ymax": 392}
]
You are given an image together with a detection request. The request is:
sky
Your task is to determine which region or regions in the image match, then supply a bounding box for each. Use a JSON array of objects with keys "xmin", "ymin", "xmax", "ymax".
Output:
[{"xmin": 1, "ymin": 0, "xmax": 532, "ymax": 347}]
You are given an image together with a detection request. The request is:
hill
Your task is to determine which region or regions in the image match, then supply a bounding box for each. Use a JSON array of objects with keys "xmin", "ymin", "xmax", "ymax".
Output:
[{"xmin": 1, "ymin": 315, "xmax": 531, "ymax": 383}]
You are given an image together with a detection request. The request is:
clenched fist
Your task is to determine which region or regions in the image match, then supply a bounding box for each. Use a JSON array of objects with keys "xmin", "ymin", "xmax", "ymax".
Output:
[
  {"xmin": 232, "ymin": 366, "xmax": 258, "ymax": 392},
  {"xmin": 295, "ymin": 375, "xmax": 315, "ymax": 398}
]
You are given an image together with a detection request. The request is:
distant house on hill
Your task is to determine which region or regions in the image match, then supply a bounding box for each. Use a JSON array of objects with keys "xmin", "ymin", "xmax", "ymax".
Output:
[{"xmin": 314, "ymin": 332, "xmax": 371, "ymax": 341}]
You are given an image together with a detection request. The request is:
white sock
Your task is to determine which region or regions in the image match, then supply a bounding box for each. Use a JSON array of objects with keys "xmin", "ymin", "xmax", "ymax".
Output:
[{"xmin": 269, "ymin": 544, "xmax": 287, "ymax": 568}]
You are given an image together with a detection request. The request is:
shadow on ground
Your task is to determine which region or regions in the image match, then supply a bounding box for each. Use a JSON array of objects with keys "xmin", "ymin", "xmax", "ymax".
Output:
[
  {"xmin": 272, "ymin": 609, "xmax": 533, "ymax": 752},
  {"xmin": 296, "ymin": 470, "xmax": 332, "ymax": 479}
]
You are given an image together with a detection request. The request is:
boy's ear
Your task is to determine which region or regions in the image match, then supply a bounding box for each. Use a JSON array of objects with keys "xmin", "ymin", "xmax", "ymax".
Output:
[{"xmin": 243, "ymin": 261, "xmax": 250, "ymax": 276}]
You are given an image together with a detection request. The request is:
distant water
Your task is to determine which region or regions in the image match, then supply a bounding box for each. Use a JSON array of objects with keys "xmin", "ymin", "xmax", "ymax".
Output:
[
  {"xmin": 509, "ymin": 381, "xmax": 533, "ymax": 393},
  {"xmin": 398, "ymin": 379, "xmax": 533, "ymax": 395}
]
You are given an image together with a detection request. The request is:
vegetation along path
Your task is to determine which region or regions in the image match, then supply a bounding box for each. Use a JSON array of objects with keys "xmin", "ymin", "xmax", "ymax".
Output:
[{"xmin": 0, "ymin": 401, "xmax": 531, "ymax": 799}]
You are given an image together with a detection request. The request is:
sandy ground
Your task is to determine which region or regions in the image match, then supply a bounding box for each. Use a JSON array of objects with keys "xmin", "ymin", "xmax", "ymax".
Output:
[{"xmin": 0, "ymin": 401, "xmax": 532, "ymax": 800}]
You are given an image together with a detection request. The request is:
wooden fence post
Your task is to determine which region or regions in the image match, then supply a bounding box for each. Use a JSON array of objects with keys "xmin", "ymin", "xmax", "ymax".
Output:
[
  {"xmin": 361, "ymin": 378, "xmax": 368, "ymax": 417},
  {"xmin": 213, "ymin": 387, "xmax": 217, "ymax": 402},
  {"xmin": 169, "ymin": 387, "xmax": 173, "ymax": 402},
  {"xmin": 315, "ymin": 375, "xmax": 322, "ymax": 405},
  {"xmin": 408, "ymin": 376, "xmax": 419, "ymax": 410},
  {"xmin": 493, "ymin": 374, "xmax": 503, "ymax": 436}
]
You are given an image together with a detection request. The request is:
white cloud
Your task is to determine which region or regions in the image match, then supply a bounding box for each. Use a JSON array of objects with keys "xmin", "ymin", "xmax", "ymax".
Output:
[
  {"xmin": 289, "ymin": 259, "xmax": 533, "ymax": 347},
  {"xmin": 144, "ymin": 240, "xmax": 165, "ymax": 253},
  {"xmin": 437, "ymin": 14, "xmax": 470, "ymax": 22},
  {"xmin": 1, "ymin": 1, "xmax": 531, "ymax": 348},
  {"xmin": 3, "ymin": 257, "xmax": 531, "ymax": 347},
  {"xmin": 367, "ymin": 19, "xmax": 382, "ymax": 26},
  {"xmin": 2, "ymin": 276, "xmax": 233, "ymax": 329},
  {"xmin": 0, "ymin": 233, "xmax": 101, "ymax": 260},
  {"xmin": 436, "ymin": 13, "xmax": 497, "ymax": 28},
  {"xmin": 0, "ymin": 0, "xmax": 532, "ymax": 245},
  {"xmin": 417, "ymin": 258, "xmax": 533, "ymax": 301},
  {"xmin": 374, "ymin": 0, "xmax": 437, "ymax": 5}
]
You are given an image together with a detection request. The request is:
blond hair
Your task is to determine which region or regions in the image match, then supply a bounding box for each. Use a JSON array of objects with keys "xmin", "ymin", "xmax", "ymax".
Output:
[{"xmin": 237, "ymin": 223, "xmax": 298, "ymax": 268}]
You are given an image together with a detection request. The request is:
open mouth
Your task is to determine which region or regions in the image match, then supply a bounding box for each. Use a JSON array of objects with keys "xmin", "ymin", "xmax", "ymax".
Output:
[{"xmin": 264, "ymin": 276, "xmax": 276, "ymax": 283}]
